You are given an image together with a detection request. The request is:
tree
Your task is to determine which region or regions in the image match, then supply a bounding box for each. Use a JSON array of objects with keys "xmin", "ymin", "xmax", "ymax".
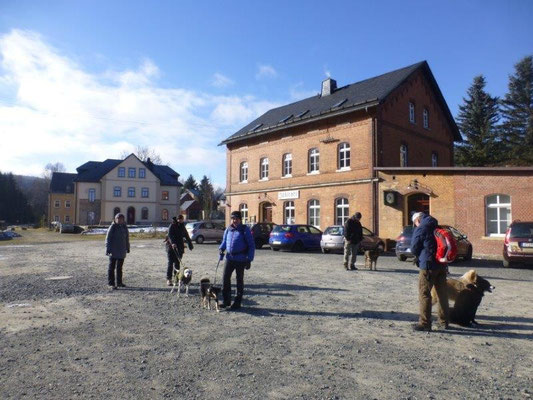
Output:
[
  {"xmin": 500, "ymin": 55, "xmax": 533, "ymax": 165},
  {"xmin": 121, "ymin": 145, "xmax": 163, "ymax": 164},
  {"xmin": 183, "ymin": 174, "xmax": 198, "ymax": 190},
  {"xmin": 454, "ymin": 75, "xmax": 501, "ymax": 166},
  {"xmin": 198, "ymin": 175, "xmax": 214, "ymax": 220},
  {"xmin": 43, "ymin": 162, "xmax": 66, "ymax": 181},
  {"xmin": 0, "ymin": 171, "xmax": 35, "ymax": 224}
]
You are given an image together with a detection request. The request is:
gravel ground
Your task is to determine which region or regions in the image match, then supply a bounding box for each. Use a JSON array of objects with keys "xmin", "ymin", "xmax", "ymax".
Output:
[{"xmin": 1, "ymin": 235, "xmax": 532, "ymax": 399}]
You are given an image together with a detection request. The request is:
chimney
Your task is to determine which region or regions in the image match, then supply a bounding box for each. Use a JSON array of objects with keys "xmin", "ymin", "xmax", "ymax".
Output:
[{"xmin": 321, "ymin": 77, "xmax": 337, "ymax": 97}]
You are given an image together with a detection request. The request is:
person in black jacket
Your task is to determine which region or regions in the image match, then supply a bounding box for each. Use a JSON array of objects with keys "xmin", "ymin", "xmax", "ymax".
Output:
[
  {"xmin": 105, "ymin": 213, "xmax": 130, "ymax": 289},
  {"xmin": 166, "ymin": 215, "xmax": 193, "ymax": 286},
  {"xmin": 343, "ymin": 212, "xmax": 363, "ymax": 270}
]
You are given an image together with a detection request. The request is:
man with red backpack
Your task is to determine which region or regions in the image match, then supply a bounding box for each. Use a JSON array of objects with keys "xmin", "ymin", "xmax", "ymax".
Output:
[{"xmin": 410, "ymin": 212, "xmax": 449, "ymax": 332}]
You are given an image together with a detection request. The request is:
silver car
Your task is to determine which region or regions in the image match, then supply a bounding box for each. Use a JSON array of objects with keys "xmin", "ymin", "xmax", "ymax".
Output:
[
  {"xmin": 320, "ymin": 225, "xmax": 385, "ymax": 254},
  {"xmin": 185, "ymin": 221, "xmax": 225, "ymax": 244}
]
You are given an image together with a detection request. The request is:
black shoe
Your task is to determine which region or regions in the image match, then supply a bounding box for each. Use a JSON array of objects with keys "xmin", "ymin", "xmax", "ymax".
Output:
[
  {"xmin": 350, "ymin": 266, "xmax": 358, "ymax": 270},
  {"xmin": 230, "ymin": 302, "xmax": 241, "ymax": 310},
  {"xmin": 218, "ymin": 303, "xmax": 229, "ymax": 309},
  {"xmin": 117, "ymin": 283, "xmax": 126, "ymax": 288},
  {"xmin": 108, "ymin": 285, "xmax": 117, "ymax": 290},
  {"xmin": 412, "ymin": 323, "xmax": 431, "ymax": 332}
]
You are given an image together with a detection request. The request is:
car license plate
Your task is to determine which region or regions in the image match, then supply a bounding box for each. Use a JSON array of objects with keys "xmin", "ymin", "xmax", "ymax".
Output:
[
  {"xmin": 273, "ymin": 241, "xmax": 281, "ymax": 245},
  {"xmin": 521, "ymin": 242, "xmax": 533, "ymax": 248}
]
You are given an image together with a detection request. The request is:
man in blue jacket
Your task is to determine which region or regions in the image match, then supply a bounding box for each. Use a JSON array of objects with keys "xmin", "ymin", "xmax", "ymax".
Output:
[
  {"xmin": 219, "ymin": 211, "xmax": 255, "ymax": 310},
  {"xmin": 411, "ymin": 212, "xmax": 449, "ymax": 331}
]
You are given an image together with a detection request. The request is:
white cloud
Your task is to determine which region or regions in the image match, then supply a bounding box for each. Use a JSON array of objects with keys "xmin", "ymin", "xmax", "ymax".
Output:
[
  {"xmin": 0, "ymin": 29, "xmax": 278, "ymax": 187},
  {"xmin": 289, "ymin": 82, "xmax": 317, "ymax": 101},
  {"xmin": 211, "ymin": 72, "xmax": 234, "ymax": 88},
  {"xmin": 256, "ymin": 64, "xmax": 277, "ymax": 79}
]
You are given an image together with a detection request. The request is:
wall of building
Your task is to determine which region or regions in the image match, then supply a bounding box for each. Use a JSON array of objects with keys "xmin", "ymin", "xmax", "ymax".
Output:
[{"xmin": 48, "ymin": 193, "xmax": 76, "ymax": 223}]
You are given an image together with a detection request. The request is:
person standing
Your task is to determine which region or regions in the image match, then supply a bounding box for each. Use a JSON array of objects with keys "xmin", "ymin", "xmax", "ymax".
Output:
[
  {"xmin": 218, "ymin": 211, "xmax": 255, "ymax": 310},
  {"xmin": 105, "ymin": 213, "xmax": 130, "ymax": 290},
  {"xmin": 411, "ymin": 212, "xmax": 449, "ymax": 331},
  {"xmin": 166, "ymin": 215, "xmax": 194, "ymax": 286},
  {"xmin": 343, "ymin": 212, "xmax": 363, "ymax": 270}
]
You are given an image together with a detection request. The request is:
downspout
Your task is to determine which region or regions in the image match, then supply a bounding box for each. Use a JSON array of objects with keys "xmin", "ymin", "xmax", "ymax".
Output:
[{"xmin": 372, "ymin": 116, "xmax": 378, "ymax": 234}]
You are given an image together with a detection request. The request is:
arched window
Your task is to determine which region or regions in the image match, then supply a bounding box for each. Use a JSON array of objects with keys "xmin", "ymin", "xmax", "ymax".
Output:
[
  {"xmin": 486, "ymin": 194, "xmax": 511, "ymax": 236},
  {"xmin": 282, "ymin": 153, "xmax": 292, "ymax": 177},
  {"xmin": 284, "ymin": 201, "xmax": 295, "ymax": 224},
  {"xmin": 400, "ymin": 144, "xmax": 408, "ymax": 167},
  {"xmin": 338, "ymin": 142, "xmax": 350, "ymax": 169},
  {"xmin": 308, "ymin": 199, "xmax": 320, "ymax": 228},
  {"xmin": 260, "ymin": 158, "xmax": 269, "ymax": 180},
  {"xmin": 431, "ymin": 152, "xmax": 438, "ymax": 167},
  {"xmin": 335, "ymin": 198, "xmax": 349, "ymax": 225},
  {"xmin": 162, "ymin": 209, "xmax": 169, "ymax": 221},
  {"xmin": 141, "ymin": 207, "xmax": 149, "ymax": 220},
  {"xmin": 308, "ymin": 148, "xmax": 319, "ymax": 173},
  {"xmin": 113, "ymin": 207, "xmax": 120, "ymax": 216},
  {"xmin": 239, "ymin": 203, "xmax": 248, "ymax": 223},
  {"xmin": 240, "ymin": 161, "xmax": 248, "ymax": 182}
]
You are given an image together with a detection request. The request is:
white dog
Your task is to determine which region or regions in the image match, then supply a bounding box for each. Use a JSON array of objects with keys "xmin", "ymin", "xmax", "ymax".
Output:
[{"xmin": 172, "ymin": 268, "xmax": 192, "ymax": 297}]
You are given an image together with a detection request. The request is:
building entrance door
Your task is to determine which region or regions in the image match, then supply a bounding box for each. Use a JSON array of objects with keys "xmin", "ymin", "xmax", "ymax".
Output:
[
  {"xmin": 127, "ymin": 207, "xmax": 135, "ymax": 224},
  {"xmin": 260, "ymin": 202, "xmax": 273, "ymax": 222},
  {"xmin": 406, "ymin": 193, "xmax": 429, "ymax": 225}
]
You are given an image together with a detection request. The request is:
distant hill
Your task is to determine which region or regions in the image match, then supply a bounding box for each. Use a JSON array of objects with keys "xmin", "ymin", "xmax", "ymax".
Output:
[{"xmin": 14, "ymin": 174, "xmax": 49, "ymax": 220}]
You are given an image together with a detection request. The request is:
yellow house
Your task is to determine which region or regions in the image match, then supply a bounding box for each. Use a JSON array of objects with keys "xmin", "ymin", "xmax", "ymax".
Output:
[{"xmin": 48, "ymin": 173, "xmax": 77, "ymax": 224}]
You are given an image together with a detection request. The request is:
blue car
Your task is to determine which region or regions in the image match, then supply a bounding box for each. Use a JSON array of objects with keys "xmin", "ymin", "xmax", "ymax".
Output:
[{"xmin": 269, "ymin": 224, "xmax": 323, "ymax": 252}]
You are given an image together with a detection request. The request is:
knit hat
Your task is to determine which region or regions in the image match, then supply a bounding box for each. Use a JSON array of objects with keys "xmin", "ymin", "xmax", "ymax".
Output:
[
  {"xmin": 354, "ymin": 212, "xmax": 362, "ymax": 219},
  {"xmin": 115, "ymin": 213, "xmax": 125, "ymax": 220},
  {"xmin": 230, "ymin": 210, "xmax": 242, "ymax": 219}
]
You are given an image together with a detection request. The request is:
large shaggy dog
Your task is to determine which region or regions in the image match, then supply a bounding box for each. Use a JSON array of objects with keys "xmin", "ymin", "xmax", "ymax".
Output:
[{"xmin": 431, "ymin": 269, "xmax": 494, "ymax": 305}]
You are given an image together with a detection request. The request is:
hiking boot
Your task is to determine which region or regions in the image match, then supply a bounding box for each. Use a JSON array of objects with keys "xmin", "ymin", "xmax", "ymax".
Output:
[
  {"xmin": 412, "ymin": 323, "xmax": 431, "ymax": 332},
  {"xmin": 350, "ymin": 265, "xmax": 358, "ymax": 271},
  {"xmin": 117, "ymin": 283, "xmax": 126, "ymax": 288},
  {"xmin": 108, "ymin": 285, "xmax": 117, "ymax": 291},
  {"xmin": 230, "ymin": 302, "xmax": 241, "ymax": 310}
]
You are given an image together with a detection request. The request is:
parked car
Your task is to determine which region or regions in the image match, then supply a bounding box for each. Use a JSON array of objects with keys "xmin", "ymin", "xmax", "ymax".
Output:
[
  {"xmin": 0, "ymin": 232, "xmax": 13, "ymax": 241},
  {"xmin": 2, "ymin": 231, "xmax": 22, "ymax": 238},
  {"xmin": 395, "ymin": 224, "xmax": 473, "ymax": 262},
  {"xmin": 185, "ymin": 221, "xmax": 225, "ymax": 244},
  {"xmin": 320, "ymin": 225, "xmax": 385, "ymax": 254},
  {"xmin": 503, "ymin": 220, "xmax": 533, "ymax": 268},
  {"xmin": 248, "ymin": 222, "xmax": 276, "ymax": 249},
  {"xmin": 269, "ymin": 224, "xmax": 322, "ymax": 252}
]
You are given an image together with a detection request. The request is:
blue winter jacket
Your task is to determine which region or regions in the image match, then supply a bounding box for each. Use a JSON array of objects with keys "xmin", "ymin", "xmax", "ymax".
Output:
[
  {"xmin": 219, "ymin": 223, "xmax": 255, "ymax": 263},
  {"xmin": 410, "ymin": 214, "xmax": 438, "ymax": 270}
]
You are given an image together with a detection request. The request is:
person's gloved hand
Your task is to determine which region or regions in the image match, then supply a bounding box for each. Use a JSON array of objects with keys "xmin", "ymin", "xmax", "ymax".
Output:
[
  {"xmin": 127, "ymin": 249, "xmax": 130, "ymax": 254},
  {"xmin": 106, "ymin": 252, "xmax": 111, "ymax": 257},
  {"xmin": 219, "ymin": 251, "xmax": 225, "ymax": 261},
  {"xmin": 245, "ymin": 262, "xmax": 251, "ymax": 270},
  {"xmin": 188, "ymin": 243, "xmax": 194, "ymax": 251}
]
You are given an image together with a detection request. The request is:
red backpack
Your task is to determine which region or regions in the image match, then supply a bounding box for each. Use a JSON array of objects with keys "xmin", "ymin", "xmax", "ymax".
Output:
[{"xmin": 434, "ymin": 227, "xmax": 457, "ymax": 264}]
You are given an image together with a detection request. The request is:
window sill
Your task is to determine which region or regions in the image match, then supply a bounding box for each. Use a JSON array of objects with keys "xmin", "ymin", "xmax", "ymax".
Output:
[
  {"xmin": 259, "ymin": 178, "xmax": 269, "ymax": 182},
  {"xmin": 239, "ymin": 180, "xmax": 248, "ymax": 184},
  {"xmin": 336, "ymin": 167, "xmax": 351, "ymax": 173},
  {"xmin": 281, "ymin": 175, "xmax": 292, "ymax": 179},
  {"xmin": 307, "ymin": 171, "xmax": 320, "ymax": 176}
]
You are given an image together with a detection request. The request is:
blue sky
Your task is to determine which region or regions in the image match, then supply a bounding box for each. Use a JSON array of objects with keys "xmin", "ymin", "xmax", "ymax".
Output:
[{"xmin": 0, "ymin": 0, "xmax": 532, "ymax": 187}]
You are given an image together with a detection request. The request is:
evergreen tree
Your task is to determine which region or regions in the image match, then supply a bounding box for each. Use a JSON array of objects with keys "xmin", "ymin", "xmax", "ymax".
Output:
[
  {"xmin": 183, "ymin": 174, "xmax": 198, "ymax": 190},
  {"xmin": 455, "ymin": 75, "xmax": 501, "ymax": 166},
  {"xmin": 500, "ymin": 55, "xmax": 533, "ymax": 165},
  {"xmin": 0, "ymin": 171, "xmax": 35, "ymax": 224},
  {"xmin": 198, "ymin": 176, "xmax": 214, "ymax": 219}
]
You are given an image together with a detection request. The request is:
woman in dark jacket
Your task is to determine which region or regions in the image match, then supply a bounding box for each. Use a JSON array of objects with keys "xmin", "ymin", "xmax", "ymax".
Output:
[{"xmin": 105, "ymin": 213, "xmax": 130, "ymax": 289}]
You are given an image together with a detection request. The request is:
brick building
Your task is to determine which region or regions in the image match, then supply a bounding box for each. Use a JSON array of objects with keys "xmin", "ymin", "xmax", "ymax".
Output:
[{"xmin": 220, "ymin": 61, "xmax": 533, "ymax": 258}]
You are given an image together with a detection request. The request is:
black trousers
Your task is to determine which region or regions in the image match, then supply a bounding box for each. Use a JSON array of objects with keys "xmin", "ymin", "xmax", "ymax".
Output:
[
  {"xmin": 222, "ymin": 260, "xmax": 246, "ymax": 306},
  {"xmin": 167, "ymin": 249, "xmax": 182, "ymax": 280},
  {"xmin": 108, "ymin": 257, "xmax": 124, "ymax": 286}
]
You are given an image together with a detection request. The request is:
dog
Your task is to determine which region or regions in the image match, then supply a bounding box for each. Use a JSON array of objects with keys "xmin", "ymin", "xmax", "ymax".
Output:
[
  {"xmin": 450, "ymin": 283, "xmax": 490, "ymax": 326},
  {"xmin": 171, "ymin": 268, "xmax": 193, "ymax": 297},
  {"xmin": 431, "ymin": 269, "xmax": 494, "ymax": 305},
  {"xmin": 364, "ymin": 249, "xmax": 379, "ymax": 270},
  {"xmin": 200, "ymin": 278, "xmax": 220, "ymax": 312}
]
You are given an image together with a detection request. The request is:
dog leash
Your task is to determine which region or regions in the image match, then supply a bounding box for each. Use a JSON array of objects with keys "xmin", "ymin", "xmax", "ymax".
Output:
[{"xmin": 213, "ymin": 257, "xmax": 222, "ymax": 286}]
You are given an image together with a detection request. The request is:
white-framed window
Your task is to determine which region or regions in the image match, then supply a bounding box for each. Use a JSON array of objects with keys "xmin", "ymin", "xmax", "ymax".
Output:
[
  {"xmin": 88, "ymin": 188, "xmax": 96, "ymax": 203},
  {"xmin": 308, "ymin": 148, "xmax": 319, "ymax": 173},
  {"xmin": 284, "ymin": 201, "xmax": 295, "ymax": 224},
  {"xmin": 283, "ymin": 153, "xmax": 292, "ymax": 177},
  {"xmin": 118, "ymin": 167, "xmax": 125, "ymax": 178},
  {"xmin": 400, "ymin": 144, "xmax": 408, "ymax": 167},
  {"xmin": 141, "ymin": 187, "xmax": 149, "ymax": 198},
  {"xmin": 338, "ymin": 142, "xmax": 350, "ymax": 169},
  {"xmin": 65, "ymin": 215, "xmax": 70, "ymax": 222},
  {"xmin": 54, "ymin": 200, "xmax": 60, "ymax": 208},
  {"xmin": 239, "ymin": 203, "xmax": 249, "ymax": 223},
  {"xmin": 335, "ymin": 197, "xmax": 349, "ymax": 226},
  {"xmin": 161, "ymin": 209, "xmax": 169, "ymax": 221},
  {"xmin": 139, "ymin": 168, "xmax": 146, "ymax": 178},
  {"xmin": 128, "ymin": 168, "xmax": 136, "ymax": 178},
  {"xmin": 409, "ymin": 102, "xmax": 416, "ymax": 123},
  {"xmin": 128, "ymin": 187, "xmax": 135, "ymax": 198},
  {"xmin": 114, "ymin": 186, "xmax": 121, "ymax": 197},
  {"xmin": 431, "ymin": 152, "xmax": 438, "ymax": 167},
  {"xmin": 65, "ymin": 200, "xmax": 71, "ymax": 208},
  {"xmin": 141, "ymin": 207, "xmax": 148, "ymax": 220},
  {"xmin": 486, "ymin": 194, "xmax": 511, "ymax": 236},
  {"xmin": 54, "ymin": 215, "xmax": 60, "ymax": 222},
  {"xmin": 260, "ymin": 158, "xmax": 269, "ymax": 180},
  {"xmin": 308, "ymin": 199, "xmax": 320, "ymax": 228},
  {"xmin": 423, "ymin": 108, "xmax": 429, "ymax": 129},
  {"xmin": 161, "ymin": 191, "xmax": 169, "ymax": 200},
  {"xmin": 240, "ymin": 162, "xmax": 248, "ymax": 182}
]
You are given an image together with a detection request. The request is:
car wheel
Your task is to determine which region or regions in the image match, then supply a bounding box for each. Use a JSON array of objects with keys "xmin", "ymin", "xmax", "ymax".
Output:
[
  {"xmin": 464, "ymin": 246, "xmax": 473, "ymax": 261},
  {"xmin": 292, "ymin": 241, "xmax": 304, "ymax": 252},
  {"xmin": 397, "ymin": 255, "xmax": 407, "ymax": 262},
  {"xmin": 196, "ymin": 235, "xmax": 205, "ymax": 244},
  {"xmin": 321, "ymin": 248, "xmax": 330, "ymax": 254},
  {"xmin": 255, "ymin": 239, "xmax": 263, "ymax": 249},
  {"xmin": 271, "ymin": 247, "xmax": 280, "ymax": 252}
]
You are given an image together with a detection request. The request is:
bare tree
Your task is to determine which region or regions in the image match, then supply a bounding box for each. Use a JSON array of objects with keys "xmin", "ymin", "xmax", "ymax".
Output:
[
  {"xmin": 121, "ymin": 145, "xmax": 163, "ymax": 164},
  {"xmin": 42, "ymin": 162, "xmax": 66, "ymax": 181}
]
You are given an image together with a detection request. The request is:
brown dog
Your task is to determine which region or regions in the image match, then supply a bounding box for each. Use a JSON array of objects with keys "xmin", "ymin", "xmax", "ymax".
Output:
[
  {"xmin": 431, "ymin": 269, "xmax": 494, "ymax": 305},
  {"xmin": 200, "ymin": 278, "xmax": 220, "ymax": 312},
  {"xmin": 364, "ymin": 249, "xmax": 379, "ymax": 270}
]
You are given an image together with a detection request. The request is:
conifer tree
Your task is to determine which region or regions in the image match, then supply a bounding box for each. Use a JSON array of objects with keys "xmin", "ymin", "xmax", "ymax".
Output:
[
  {"xmin": 198, "ymin": 176, "xmax": 214, "ymax": 220},
  {"xmin": 183, "ymin": 174, "xmax": 198, "ymax": 190},
  {"xmin": 500, "ymin": 55, "xmax": 533, "ymax": 165},
  {"xmin": 455, "ymin": 75, "xmax": 501, "ymax": 166}
]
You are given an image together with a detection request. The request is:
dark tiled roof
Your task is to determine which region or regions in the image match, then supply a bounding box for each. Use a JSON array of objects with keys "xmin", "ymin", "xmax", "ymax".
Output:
[
  {"xmin": 50, "ymin": 172, "xmax": 77, "ymax": 193},
  {"xmin": 221, "ymin": 61, "xmax": 460, "ymax": 145},
  {"xmin": 146, "ymin": 163, "xmax": 181, "ymax": 186}
]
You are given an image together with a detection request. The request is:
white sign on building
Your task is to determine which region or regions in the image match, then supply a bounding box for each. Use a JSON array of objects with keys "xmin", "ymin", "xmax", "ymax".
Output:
[{"xmin": 278, "ymin": 190, "xmax": 300, "ymax": 200}]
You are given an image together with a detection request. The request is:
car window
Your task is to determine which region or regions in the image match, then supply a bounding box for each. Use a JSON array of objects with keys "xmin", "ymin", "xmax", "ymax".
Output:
[
  {"xmin": 362, "ymin": 227, "xmax": 372, "ymax": 236},
  {"xmin": 297, "ymin": 226, "xmax": 309, "ymax": 233},
  {"xmin": 324, "ymin": 226, "xmax": 343, "ymax": 236},
  {"xmin": 273, "ymin": 225, "xmax": 291, "ymax": 233},
  {"xmin": 448, "ymin": 226, "xmax": 463, "ymax": 239},
  {"xmin": 205, "ymin": 222, "xmax": 215, "ymax": 229},
  {"xmin": 309, "ymin": 226, "xmax": 322, "ymax": 234},
  {"xmin": 510, "ymin": 223, "xmax": 533, "ymax": 238},
  {"xmin": 185, "ymin": 223, "xmax": 195, "ymax": 229}
]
